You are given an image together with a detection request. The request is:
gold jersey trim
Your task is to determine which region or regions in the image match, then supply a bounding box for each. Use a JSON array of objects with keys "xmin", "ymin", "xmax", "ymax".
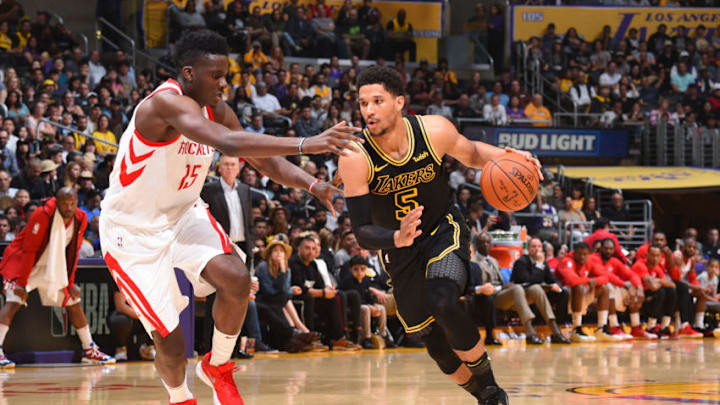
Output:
[{"xmin": 364, "ymin": 117, "xmax": 415, "ymax": 166}]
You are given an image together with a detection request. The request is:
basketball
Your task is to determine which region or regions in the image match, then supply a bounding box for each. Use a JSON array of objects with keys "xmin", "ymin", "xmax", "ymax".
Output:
[{"xmin": 480, "ymin": 153, "xmax": 540, "ymax": 212}]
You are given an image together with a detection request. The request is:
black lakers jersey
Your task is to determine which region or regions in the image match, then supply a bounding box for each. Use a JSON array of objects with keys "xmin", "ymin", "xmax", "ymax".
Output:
[{"xmin": 356, "ymin": 115, "xmax": 451, "ymax": 239}]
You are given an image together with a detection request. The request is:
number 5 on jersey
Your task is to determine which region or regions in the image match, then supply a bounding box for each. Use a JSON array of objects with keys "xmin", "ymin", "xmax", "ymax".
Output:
[
  {"xmin": 179, "ymin": 164, "xmax": 202, "ymax": 190},
  {"xmin": 394, "ymin": 187, "xmax": 419, "ymax": 221}
]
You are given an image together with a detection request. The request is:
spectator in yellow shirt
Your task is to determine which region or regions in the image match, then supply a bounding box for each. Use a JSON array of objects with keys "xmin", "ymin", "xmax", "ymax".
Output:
[
  {"xmin": 524, "ymin": 94, "xmax": 552, "ymax": 127},
  {"xmin": 243, "ymin": 41, "xmax": 268, "ymax": 71},
  {"xmin": 92, "ymin": 115, "xmax": 118, "ymax": 157}
]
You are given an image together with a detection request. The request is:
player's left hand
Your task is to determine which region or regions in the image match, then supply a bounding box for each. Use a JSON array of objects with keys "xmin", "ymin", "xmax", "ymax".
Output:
[
  {"xmin": 504, "ymin": 147, "xmax": 543, "ymax": 180},
  {"xmin": 309, "ymin": 180, "xmax": 342, "ymax": 216},
  {"xmin": 69, "ymin": 284, "xmax": 82, "ymax": 299}
]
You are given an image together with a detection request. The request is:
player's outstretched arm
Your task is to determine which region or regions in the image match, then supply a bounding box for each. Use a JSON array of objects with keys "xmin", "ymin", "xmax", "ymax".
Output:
[
  {"xmin": 338, "ymin": 150, "xmax": 421, "ymax": 249},
  {"xmin": 216, "ymin": 102, "xmax": 344, "ymax": 215},
  {"xmin": 421, "ymin": 115, "xmax": 542, "ymax": 178},
  {"xmin": 157, "ymin": 94, "xmax": 362, "ymax": 157}
]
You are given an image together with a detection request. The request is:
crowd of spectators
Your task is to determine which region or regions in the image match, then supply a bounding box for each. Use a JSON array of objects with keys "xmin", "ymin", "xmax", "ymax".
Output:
[
  {"xmin": 170, "ymin": 0, "xmax": 417, "ymax": 62},
  {"xmin": 524, "ymin": 22, "xmax": 720, "ymax": 130},
  {"xmin": 0, "ymin": 2, "xmax": 719, "ymax": 357}
]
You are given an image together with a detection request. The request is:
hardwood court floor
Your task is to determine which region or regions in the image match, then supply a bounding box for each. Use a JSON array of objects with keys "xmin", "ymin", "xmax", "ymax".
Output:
[{"xmin": 2, "ymin": 340, "xmax": 720, "ymax": 404}]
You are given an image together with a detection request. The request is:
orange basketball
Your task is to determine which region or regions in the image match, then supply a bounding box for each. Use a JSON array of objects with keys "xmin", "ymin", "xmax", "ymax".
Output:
[{"xmin": 479, "ymin": 153, "xmax": 539, "ymax": 212}]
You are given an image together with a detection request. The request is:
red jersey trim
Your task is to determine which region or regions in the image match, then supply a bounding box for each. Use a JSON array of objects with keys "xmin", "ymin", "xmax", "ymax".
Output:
[
  {"xmin": 129, "ymin": 131, "xmax": 156, "ymax": 163},
  {"xmin": 205, "ymin": 105, "xmax": 215, "ymax": 122},
  {"xmin": 134, "ymin": 130, "xmax": 181, "ymax": 147}
]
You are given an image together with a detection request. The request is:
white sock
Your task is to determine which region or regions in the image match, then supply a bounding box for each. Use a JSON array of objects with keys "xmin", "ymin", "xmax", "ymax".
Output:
[
  {"xmin": 76, "ymin": 325, "xmax": 93, "ymax": 350},
  {"xmin": 210, "ymin": 326, "xmax": 238, "ymax": 366},
  {"xmin": 630, "ymin": 312, "xmax": 640, "ymax": 327},
  {"xmin": 572, "ymin": 312, "xmax": 582, "ymax": 328},
  {"xmin": 0, "ymin": 324, "xmax": 8, "ymax": 347},
  {"xmin": 609, "ymin": 314, "xmax": 619, "ymax": 328},
  {"xmin": 597, "ymin": 310, "xmax": 609, "ymax": 328},
  {"xmin": 162, "ymin": 375, "xmax": 193, "ymax": 403},
  {"xmin": 661, "ymin": 316, "xmax": 671, "ymax": 328},
  {"xmin": 695, "ymin": 312, "xmax": 705, "ymax": 329},
  {"xmin": 647, "ymin": 318, "xmax": 657, "ymax": 329}
]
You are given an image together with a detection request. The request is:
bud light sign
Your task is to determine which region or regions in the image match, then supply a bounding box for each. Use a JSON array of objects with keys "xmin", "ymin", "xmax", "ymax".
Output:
[{"xmin": 462, "ymin": 125, "xmax": 628, "ymax": 158}]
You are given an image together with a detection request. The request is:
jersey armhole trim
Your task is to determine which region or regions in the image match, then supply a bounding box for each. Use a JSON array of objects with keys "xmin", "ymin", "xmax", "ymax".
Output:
[
  {"xmin": 417, "ymin": 115, "xmax": 442, "ymax": 165},
  {"xmin": 355, "ymin": 141, "xmax": 374, "ymax": 184},
  {"xmin": 134, "ymin": 129, "xmax": 181, "ymax": 147}
]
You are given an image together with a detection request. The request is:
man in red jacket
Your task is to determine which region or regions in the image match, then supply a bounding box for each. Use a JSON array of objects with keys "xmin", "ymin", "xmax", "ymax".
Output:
[
  {"xmin": 589, "ymin": 239, "xmax": 652, "ymax": 340},
  {"xmin": 583, "ymin": 217, "xmax": 626, "ymax": 264},
  {"xmin": 556, "ymin": 242, "xmax": 621, "ymax": 343},
  {"xmin": 631, "ymin": 245, "xmax": 678, "ymax": 339},
  {"xmin": 670, "ymin": 238, "xmax": 704, "ymax": 338},
  {"xmin": 0, "ymin": 188, "xmax": 114, "ymax": 368}
]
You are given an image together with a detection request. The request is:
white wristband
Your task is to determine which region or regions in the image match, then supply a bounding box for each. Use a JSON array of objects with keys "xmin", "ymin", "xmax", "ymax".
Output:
[{"xmin": 298, "ymin": 137, "xmax": 306, "ymax": 154}]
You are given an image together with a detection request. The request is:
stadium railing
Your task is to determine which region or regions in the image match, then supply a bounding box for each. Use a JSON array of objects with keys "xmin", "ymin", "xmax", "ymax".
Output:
[
  {"xmin": 561, "ymin": 219, "xmax": 652, "ymax": 252},
  {"xmin": 642, "ymin": 122, "xmax": 720, "ymax": 168},
  {"xmin": 35, "ymin": 118, "xmax": 118, "ymax": 148},
  {"xmin": 95, "ymin": 17, "xmax": 136, "ymax": 69},
  {"xmin": 49, "ymin": 11, "xmax": 89, "ymax": 55}
]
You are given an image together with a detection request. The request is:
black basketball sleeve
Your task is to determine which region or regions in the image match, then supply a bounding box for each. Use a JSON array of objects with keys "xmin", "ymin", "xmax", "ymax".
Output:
[{"xmin": 346, "ymin": 194, "xmax": 396, "ymax": 250}]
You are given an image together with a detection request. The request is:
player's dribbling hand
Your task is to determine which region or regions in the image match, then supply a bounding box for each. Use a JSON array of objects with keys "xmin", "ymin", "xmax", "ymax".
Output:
[
  {"xmin": 503, "ymin": 146, "xmax": 543, "ymax": 180},
  {"xmin": 304, "ymin": 121, "xmax": 363, "ymax": 156},
  {"xmin": 394, "ymin": 206, "xmax": 423, "ymax": 248}
]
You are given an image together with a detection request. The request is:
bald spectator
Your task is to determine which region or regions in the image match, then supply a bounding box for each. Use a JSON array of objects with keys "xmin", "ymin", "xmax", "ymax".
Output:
[{"xmin": 524, "ymin": 94, "xmax": 552, "ymax": 127}]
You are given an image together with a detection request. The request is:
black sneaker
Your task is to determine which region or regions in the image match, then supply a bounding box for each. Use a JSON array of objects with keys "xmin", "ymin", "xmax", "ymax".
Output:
[
  {"xmin": 383, "ymin": 335, "xmax": 397, "ymax": 348},
  {"xmin": 361, "ymin": 338, "xmax": 376, "ymax": 349},
  {"xmin": 478, "ymin": 386, "xmax": 509, "ymax": 405}
]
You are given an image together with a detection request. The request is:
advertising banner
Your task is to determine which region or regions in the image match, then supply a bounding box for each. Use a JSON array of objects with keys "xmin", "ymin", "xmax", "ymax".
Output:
[
  {"xmin": 460, "ymin": 123, "xmax": 629, "ymax": 158},
  {"xmin": 511, "ymin": 6, "xmax": 720, "ymax": 43}
]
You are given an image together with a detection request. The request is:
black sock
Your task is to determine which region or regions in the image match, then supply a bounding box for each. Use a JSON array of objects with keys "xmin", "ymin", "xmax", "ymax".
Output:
[
  {"xmin": 466, "ymin": 352, "xmax": 497, "ymax": 389},
  {"xmin": 459, "ymin": 376, "xmax": 484, "ymax": 399}
]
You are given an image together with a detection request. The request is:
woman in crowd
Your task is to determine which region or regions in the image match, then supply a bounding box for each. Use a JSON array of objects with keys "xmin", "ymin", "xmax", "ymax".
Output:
[{"xmin": 255, "ymin": 236, "xmax": 316, "ymax": 352}]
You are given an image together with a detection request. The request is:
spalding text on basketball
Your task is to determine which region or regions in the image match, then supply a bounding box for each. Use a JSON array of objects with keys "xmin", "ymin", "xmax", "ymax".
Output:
[{"xmin": 509, "ymin": 167, "xmax": 535, "ymax": 194}]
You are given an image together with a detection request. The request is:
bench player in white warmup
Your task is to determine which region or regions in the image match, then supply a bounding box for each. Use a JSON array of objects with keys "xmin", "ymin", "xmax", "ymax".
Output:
[{"xmin": 99, "ymin": 30, "xmax": 360, "ymax": 405}]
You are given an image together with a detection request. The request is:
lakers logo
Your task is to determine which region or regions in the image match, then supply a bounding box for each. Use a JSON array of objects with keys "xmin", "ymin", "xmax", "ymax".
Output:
[
  {"xmin": 372, "ymin": 164, "xmax": 436, "ymax": 195},
  {"xmin": 570, "ymin": 382, "xmax": 720, "ymax": 403}
]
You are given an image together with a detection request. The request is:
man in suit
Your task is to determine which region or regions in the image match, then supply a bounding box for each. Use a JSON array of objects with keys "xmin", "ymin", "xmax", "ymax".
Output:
[
  {"xmin": 473, "ymin": 232, "xmax": 569, "ymax": 345},
  {"xmin": 511, "ymin": 237, "xmax": 571, "ymax": 343},
  {"xmin": 201, "ymin": 155, "xmax": 262, "ymax": 353},
  {"xmin": 201, "ymin": 155, "xmax": 254, "ymax": 264}
]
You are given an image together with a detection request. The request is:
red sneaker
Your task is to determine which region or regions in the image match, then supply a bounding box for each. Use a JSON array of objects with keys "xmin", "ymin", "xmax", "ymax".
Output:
[
  {"xmin": 609, "ymin": 326, "xmax": 633, "ymax": 340},
  {"xmin": 170, "ymin": 399, "xmax": 197, "ymax": 405},
  {"xmin": 196, "ymin": 352, "xmax": 245, "ymax": 405},
  {"xmin": 631, "ymin": 326, "xmax": 658, "ymax": 340},
  {"xmin": 677, "ymin": 324, "xmax": 703, "ymax": 338}
]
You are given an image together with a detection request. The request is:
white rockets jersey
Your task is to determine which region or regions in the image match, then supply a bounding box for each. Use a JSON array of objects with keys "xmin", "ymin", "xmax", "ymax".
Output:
[{"xmin": 101, "ymin": 79, "xmax": 216, "ymax": 231}]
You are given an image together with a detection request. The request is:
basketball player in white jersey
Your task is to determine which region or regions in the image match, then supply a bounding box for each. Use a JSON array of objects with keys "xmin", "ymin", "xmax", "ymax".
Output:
[{"xmin": 99, "ymin": 30, "xmax": 361, "ymax": 405}]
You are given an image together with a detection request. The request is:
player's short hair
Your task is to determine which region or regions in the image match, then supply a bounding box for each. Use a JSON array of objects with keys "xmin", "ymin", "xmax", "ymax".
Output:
[
  {"xmin": 601, "ymin": 238, "xmax": 615, "ymax": 246},
  {"xmin": 574, "ymin": 242, "xmax": 590, "ymax": 251},
  {"xmin": 594, "ymin": 217, "xmax": 610, "ymax": 231},
  {"xmin": 357, "ymin": 65, "xmax": 404, "ymax": 97},
  {"xmin": 173, "ymin": 30, "xmax": 229, "ymax": 68}
]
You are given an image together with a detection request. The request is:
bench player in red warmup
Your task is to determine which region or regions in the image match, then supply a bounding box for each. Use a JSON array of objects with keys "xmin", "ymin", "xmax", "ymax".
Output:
[{"xmin": 99, "ymin": 30, "xmax": 360, "ymax": 405}]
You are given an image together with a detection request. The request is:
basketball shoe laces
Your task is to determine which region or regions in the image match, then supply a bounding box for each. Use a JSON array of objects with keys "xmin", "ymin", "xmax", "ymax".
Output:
[
  {"xmin": 84, "ymin": 343, "xmax": 104, "ymax": 360},
  {"xmin": 207, "ymin": 361, "xmax": 241, "ymax": 399}
]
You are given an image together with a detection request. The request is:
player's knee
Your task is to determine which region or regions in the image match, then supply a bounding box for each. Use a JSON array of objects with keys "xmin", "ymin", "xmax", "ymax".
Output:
[
  {"xmin": 424, "ymin": 280, "xmax": 459, "ymax": 319},
  {"xmin": 212, "ymin": 257, "xmax": 250, "ymax": 296},
  {"xmin": 422, "ymin": 329, "xmax": 462, "ymax": 375},
  {"xmin": 599, "ymin": 284, "xmax": 610, "ymax": 296}
]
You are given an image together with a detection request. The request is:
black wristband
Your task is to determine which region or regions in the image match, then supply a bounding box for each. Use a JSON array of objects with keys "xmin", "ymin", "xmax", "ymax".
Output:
[{"xmin": 346, "ymin": 194, "xmax": 396, "ymax": 250}]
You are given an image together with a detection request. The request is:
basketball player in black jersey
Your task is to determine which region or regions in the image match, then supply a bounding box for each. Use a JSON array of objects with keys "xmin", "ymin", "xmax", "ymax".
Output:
[{"xmin": 337, "ymin": 66, "xmax": 541, "ymax": 404}]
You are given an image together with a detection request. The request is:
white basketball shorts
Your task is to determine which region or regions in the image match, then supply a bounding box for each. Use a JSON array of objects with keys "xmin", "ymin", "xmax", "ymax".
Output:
[{"xmin": 100, "ymin": 199, "xmax": 237, "ymax": 337}]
